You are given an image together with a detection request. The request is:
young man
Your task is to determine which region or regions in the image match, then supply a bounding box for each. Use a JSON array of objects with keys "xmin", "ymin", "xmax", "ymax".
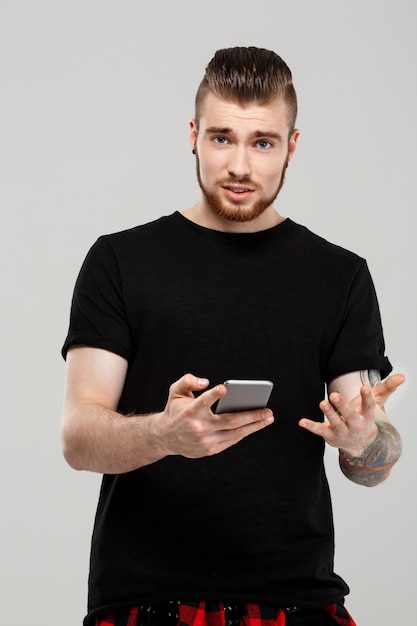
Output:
[{"xmin": 61, "ymin": 47, "xmax": 404, "ymax": 626}]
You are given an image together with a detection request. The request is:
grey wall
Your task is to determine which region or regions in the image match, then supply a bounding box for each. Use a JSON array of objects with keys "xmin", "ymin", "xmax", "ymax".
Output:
[{"xmin": 1, "ymin": 1, "xmax": 415, "ymax": 624}]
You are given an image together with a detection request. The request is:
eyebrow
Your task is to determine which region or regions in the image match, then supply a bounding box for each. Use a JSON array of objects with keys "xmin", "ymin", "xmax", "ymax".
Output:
[
  {"xmin": 204, "ymin": 126, "xmax": 284, "ymax": 141},
  {"xmin": 205, "ymin": 126, "xmax": 233, "ymax": 136}
]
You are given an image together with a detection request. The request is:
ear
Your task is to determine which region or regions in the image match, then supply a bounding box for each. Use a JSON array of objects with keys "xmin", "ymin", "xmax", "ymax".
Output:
[
  {"xmin": 287, "ymin": 128, "xmax": 300, "ymax": 163},
  {"xmin": 189, "ymin": 118, "xmax": 197, "ymax": 151}
]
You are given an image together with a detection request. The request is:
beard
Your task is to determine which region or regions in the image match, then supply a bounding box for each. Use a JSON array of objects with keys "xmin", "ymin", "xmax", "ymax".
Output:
[{"xmin": 195, "ymin": 151, "xmax": 288, "ymax": 223}]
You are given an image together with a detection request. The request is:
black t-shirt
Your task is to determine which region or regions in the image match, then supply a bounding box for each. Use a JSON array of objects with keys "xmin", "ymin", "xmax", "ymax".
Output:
[{"xmin": 62, "ymin": 213, "xmax": 392, "ymax": 624}]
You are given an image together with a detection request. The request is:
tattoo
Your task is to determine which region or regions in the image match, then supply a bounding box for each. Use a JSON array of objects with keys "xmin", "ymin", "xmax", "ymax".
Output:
[
  {"xmin": 339, "ymin": 420, "xmax": 402, "ymax": 487},
  {"xmin": 368, "ymin": 369, "xmax": 381, "ymax": 387},
  {"xmin": 360, "ymin": 369, "xmax": 381, "ymax": 387}
]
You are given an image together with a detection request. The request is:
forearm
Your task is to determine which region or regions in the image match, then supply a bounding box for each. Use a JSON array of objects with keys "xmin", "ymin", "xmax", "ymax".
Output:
[
  {"xmin": 61, "ymin": 404, "xmax": 168, "ymax": 474},
  {"xmin": 339, "ymin": 419, "xmax": 402, "ymax": 487}
]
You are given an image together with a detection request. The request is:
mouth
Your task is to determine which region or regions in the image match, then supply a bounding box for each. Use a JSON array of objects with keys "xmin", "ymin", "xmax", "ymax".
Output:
[{"xmin": 222, "ymin": 185, "xmax": 254, "ymax": 201}]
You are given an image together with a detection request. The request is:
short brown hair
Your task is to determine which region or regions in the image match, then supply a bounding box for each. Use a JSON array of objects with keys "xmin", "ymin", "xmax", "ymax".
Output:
[{"xmin": 195, "ymin": 46, "xmax": 297, "ymax": 131}]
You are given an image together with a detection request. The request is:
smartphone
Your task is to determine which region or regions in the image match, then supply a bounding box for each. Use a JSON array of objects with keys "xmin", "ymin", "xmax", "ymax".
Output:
[{"xmin": 214, "ymin": 379, "xmax": 274, "ymax": 413}]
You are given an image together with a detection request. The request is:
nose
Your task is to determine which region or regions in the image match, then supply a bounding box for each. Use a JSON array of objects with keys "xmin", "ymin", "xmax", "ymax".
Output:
[{"xmin": 227, "ymin": 145, "xmax": 251, "ymax": 180}]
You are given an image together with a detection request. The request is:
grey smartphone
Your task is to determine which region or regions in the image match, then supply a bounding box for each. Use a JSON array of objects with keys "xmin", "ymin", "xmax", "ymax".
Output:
[{"xmin": 214, "ymin": 379, "xmax": 274, "ymax": 414}]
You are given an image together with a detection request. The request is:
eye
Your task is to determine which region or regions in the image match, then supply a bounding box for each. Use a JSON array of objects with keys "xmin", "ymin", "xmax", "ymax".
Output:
[
  {"xmin": 256, "ymin": 139, "xmax": 273, "ymax": 150},
  {"xmin": 212, "ymin": 136, "xmax": 229, "ymax": 145}
]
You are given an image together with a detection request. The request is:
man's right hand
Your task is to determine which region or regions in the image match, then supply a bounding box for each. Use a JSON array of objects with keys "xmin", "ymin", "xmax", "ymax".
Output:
[
  {"xmin": 151, "ymin": 373, "xmax": 275, "ymax": 459},
  {"xmin": 62, "ymin": 348, "xmax": 274, "ymax": 474}
]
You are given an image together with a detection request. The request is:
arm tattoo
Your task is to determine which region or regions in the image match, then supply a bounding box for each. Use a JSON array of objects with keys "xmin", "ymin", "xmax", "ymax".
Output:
[
  {"xmin": 339, "ymin": 420, "xmax": 402, "ymax": 487},
  {"xmin": 360, "ymin": 368, "xmax": 381, "ymax": 387}
]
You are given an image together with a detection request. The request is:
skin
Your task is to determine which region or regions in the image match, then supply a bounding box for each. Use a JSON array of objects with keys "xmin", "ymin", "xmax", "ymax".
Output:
[
  {"xmin": 299, "ymin": 370, "xmax": 404, "ymax": 484},
  {"xmin": 62, "ymin": 352, "xmax": 274, "ymax": 473},
  {"xmin": 61, "ymin": 92, "xmax": 405, "ymax": 482},
  {"xmin": 183, "ymin": 92, "xmax": 299, "ymax": 232}
]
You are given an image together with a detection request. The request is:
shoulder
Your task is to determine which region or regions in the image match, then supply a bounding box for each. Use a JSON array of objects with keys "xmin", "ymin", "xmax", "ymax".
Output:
[
  {"xmin": 101, "ymin": 212, "xmax": 179, "ymax": 247},
  {"xmin": 291, "ymin": 220, "xmax": 361, "ymax": 257},
  {"xmin": 289, "ymin": 220, "xmax": 366, "ymax": 274},
  {"xmin": 84, "ymin": 213, "xmax": 182, "ymax": 265}
]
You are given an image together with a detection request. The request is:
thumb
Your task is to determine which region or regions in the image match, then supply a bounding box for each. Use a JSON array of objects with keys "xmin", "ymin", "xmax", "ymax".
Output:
[
  {"xmin": 373, "ymin": 373, "xmax": 405, "ymax": 405},
  {"xmin": 170, "ymin": 373, "xmax": 210, "ymax": 399}
]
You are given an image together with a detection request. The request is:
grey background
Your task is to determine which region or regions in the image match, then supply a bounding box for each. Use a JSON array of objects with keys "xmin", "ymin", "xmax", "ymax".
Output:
[{"xmin": 1, "ymin": 1, "xmax": 415, "ymax": 625}]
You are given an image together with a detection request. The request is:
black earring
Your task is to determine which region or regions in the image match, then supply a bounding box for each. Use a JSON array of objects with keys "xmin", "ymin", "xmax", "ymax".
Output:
[{"xmin": 192, "ymin": 147, "xmax": 196, "ymax": 155}]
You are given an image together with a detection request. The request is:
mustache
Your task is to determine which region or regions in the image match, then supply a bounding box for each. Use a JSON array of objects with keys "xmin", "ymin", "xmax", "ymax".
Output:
[{"xmin": 216, "ymin": 178, "xmax": 260, "ymax": 189}]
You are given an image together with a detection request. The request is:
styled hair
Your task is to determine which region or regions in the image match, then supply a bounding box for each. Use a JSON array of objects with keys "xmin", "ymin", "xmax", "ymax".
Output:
[{"xmin": 195, "ymin": 46, "xmax": 298, "ymax": 131}]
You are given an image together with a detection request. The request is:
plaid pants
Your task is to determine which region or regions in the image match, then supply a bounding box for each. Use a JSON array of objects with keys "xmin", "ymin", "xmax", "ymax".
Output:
[{"xmin": 95, "ymin": 600, "xmax": 356, "ymax": 626}]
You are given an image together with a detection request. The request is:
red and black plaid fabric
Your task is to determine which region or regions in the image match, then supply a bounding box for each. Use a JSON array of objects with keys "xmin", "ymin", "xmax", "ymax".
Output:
[{"xmin": 95, "ymin": 600, "xmax": 356, "ymax": 626}]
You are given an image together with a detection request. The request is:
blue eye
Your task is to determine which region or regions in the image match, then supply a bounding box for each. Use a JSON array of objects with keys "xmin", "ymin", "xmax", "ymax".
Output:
[
  {"xmin": 213, "ymin": 136, "xmax": 228, "ymax": 145},
  {"xmin": 256, "ymin": 140, "xmax": 272, "ymax": 150}
]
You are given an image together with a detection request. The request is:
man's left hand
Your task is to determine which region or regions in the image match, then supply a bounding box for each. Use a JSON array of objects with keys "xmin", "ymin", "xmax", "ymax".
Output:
[{"xmin": 299, "ymin": 373, "xmax": 405, "ymax": 457}]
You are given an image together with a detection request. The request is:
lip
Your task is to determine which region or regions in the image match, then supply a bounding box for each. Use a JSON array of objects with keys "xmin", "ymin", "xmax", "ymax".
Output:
[{"xmin": 222, "ymin": 185, "xmax": 254, "ymax": 201}]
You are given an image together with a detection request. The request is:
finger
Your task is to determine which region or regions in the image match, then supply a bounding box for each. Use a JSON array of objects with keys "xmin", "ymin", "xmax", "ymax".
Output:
[
  {"xmin": 299, "ymin": 416, "xmax": 333, "ymax": 438},
  {"xmin": 301, "ymin": 397, "xmax": 352, "ymax": 441},
  {"xmin": 194, "ymin": 383, "xmax": 227, "ymax": 412},
  {"xmin": 375, "ymin": 374, "xmax": 406, "ymax": 398},
  {"xmin": 198, "ymin": 413, "xmax": 275, "ymax": 456},
  {"xmin": 373, "ymin": 373, "xmax": 406, "ymax": 405},
  {"xmin": 385, "ymin": 373, "xmax": 406, "ymax": 390},
  {"xmin": 170, "ymin": 373, "xmax": 210, "ymax": 399},
  {"xmin": 222, "ymin": 411, "xmax": 274, "ymax": 439},
  {"xmin": 323, "ymin": 395, "xmax": 354, "ymax": 426},
  {"xmin": 219, "ymin": 408, "xmax": 274, "ymax": 430},
  {"xmin": 359, "ymin": 385, "xmax": 376, "ymax": 419},
  {"xmin": 210, "ymin": 411, "xmax": 274, "ymax": 453}
]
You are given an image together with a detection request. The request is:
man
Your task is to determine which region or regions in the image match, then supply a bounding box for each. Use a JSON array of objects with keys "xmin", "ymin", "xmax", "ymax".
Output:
[{"xmin": 61, "ymin": 47, "xmax": 404, "ymax": 626}]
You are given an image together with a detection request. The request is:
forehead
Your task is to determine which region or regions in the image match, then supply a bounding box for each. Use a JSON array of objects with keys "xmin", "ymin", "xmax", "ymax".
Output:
[{"xmin": 198, "ymin": 92, "xmax": 292, "ymax": 134}]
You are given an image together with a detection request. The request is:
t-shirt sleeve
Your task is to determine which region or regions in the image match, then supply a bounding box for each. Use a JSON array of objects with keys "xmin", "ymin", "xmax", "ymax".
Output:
[
  {"xmin": 325, "ymin": 259, "xmax": 392, "ymax": 382},
  {"xmin": 61, "ymin": 236, "xmax": 132, "ymax": 361}
]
